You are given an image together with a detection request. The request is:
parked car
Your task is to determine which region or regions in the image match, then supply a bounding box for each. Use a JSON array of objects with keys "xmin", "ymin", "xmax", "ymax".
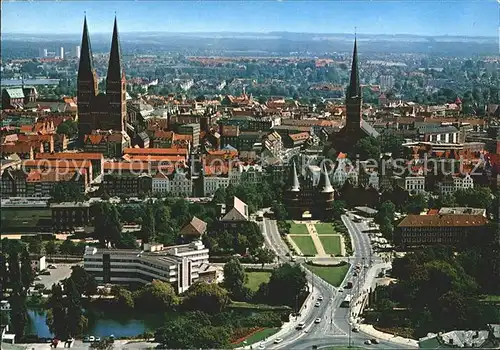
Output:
[
  {"xmin": 364, "ymin": 339, "xmax": 372, "ymax": 345},
  {"xmin": 48, "ymin": 265, "xmax": 57, "ymax": 269},
  {"xmin": 258, "ymin": 344, "xmax": 265, "ymax": 350},
  {"xmin": 371, "ymin": 338, "xmax": 380, "ymax": 344},
  {"xmin": 274, "ymin": 338, "xmax": 283, "ymax": 344},
  {"xmin": 89, "ymin": 336, "xmax": 95, "ymax": 342},
  {"xmin": 314, "ymin": 318, "xmax": 321, "ymax": 324},
  {"xmin": 314, "ymin": 301, "xmax": 321, "ymax": 307},
  {"xmin": 318, "ymin": 295, "xmax": 324, "ymax": 301},
  {"xmin": 296, "ymin": 322, "xmax": 306, "ymax": 330},
  {"xmin": 83, "ymin": 336, "xmax": 91, "ymax": 342}
]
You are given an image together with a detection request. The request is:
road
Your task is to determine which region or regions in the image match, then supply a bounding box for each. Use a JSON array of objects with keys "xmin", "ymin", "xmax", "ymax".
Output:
[{"xmin": 256, "ymin": 215, "xmax": 415, "ymax": 350}]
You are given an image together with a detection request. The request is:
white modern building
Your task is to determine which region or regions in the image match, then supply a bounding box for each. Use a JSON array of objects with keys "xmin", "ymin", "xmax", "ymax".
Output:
[
  {"xmin": 83, "ymin": 240, "xmax": 215, "ymax": 293},
  {"xmin": 379, "ymin": 75, "xmax": 395, "ymax": 92},
  {"xmin": 60, "ymin": 47, "xmax": 64, "ymax": 60}
]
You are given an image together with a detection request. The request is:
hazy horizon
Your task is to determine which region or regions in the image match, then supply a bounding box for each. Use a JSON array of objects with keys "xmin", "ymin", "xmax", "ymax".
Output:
[{"xmin": 2, "ymin": 0, "xmax": 498, "ymax": 37}]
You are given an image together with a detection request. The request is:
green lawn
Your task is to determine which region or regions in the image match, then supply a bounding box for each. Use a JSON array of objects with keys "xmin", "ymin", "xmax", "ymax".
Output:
[
  {"xmin": 245, "ymin": 271, "xmax": 271, "ymax": 292},
  {"xmin": 290, "ymin": 235, "xmax": 317, "ymax": 256},
  {"xmin": 315, "ymin": 223, "xmax": 336, "ymax": 235},
  {"xmin": 289, "ymin": 222, "xmax": 309, "ymax": 235},
  {"xmin": 304, "ymin": 263, "xmax": 350, "ymax": 287},
  {"xmin": 231, "ymin": 328, "xmax": 279, "ymax": 348},
  {"xmin": 319, "ymin": 236, "xmax": 342, "ymax": 256}
]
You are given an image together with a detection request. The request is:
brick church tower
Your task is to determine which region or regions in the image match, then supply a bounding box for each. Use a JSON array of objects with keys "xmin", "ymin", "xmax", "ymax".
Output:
[{"xmin": 77, "ymin": 16, "xmax": 126, "ymax": 143}]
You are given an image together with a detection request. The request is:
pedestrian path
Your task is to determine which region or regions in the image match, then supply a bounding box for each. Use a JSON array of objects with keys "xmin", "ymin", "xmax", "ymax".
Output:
[
  {"xmin": 306, "ymin": 222, "xmax": 327, "ymax": 257},
  {"xmin": 286, "ymin": 235, "xmax": 303, "ymax": 255}
]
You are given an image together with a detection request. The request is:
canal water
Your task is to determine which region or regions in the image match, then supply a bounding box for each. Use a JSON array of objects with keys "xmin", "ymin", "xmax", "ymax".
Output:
[{"xmin": 28, "ymin": 309, "xmax": 165, "ymax": 338}]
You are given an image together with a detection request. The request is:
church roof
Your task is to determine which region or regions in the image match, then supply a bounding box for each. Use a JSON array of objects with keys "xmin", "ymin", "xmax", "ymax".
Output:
[{"xmin": 347, "ymin": 39, "xmax": 360, "ymax": 99}]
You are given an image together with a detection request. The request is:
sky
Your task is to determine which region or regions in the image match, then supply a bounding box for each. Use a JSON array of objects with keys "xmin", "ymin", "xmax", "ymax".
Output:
[{"xmin": 2, "ymin": 0, "xmax": 499, "ymax": 37}]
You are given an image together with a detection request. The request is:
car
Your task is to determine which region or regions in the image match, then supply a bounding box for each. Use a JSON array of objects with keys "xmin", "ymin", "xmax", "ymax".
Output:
[
  {"xmin": 371, "ymin": 338, "xmax": 380, "ymax": 344},
  {"xmin": 48, "ymin": 265, "xmax": 57, "ymax": 269},
  {"xmin": 352, "ymin": 327, "xmax": 359, "ymax": 333},
  {"xmin": 338, "ymin": 288, "xmax": 344, "ymax": 293},
  {"xmin": 296, "ymin": 322, "xmax": 306, "ymax": 330},
  {"xmin": 274, "ymin": 338, "xmax": 283, "ymax": 344},
  {"xmin": 314, "ymin": 301, "xmax": 321, "ymax": 307},
  {"xmin": 94, "ymin": 336, "xmax": 101, "ymax": 342},
  {"xmin": 35, "ymin": 276, "xmax": 42, "ymax": 281},
  {"xmin": 317, "ymin": 295, "xmax": 324, "ymax": 301},
  {"xmin": 89, "ymin": 336, "xmax": 95, "ymax": 342},
  {"xmin": 314, "ymin": 318, "xmax": 321, "ymax": 324},
  {"xmin": 353, "ymin": 272, "xmax": 358, "ymax": 277},
  {"xmin": 364, "ymin": 339, "xmax": 372, "ymax": 345},
  {"xmin": 83, "ymin": 336, "xmax": 91, "ymax": 343},
  {"xmin": 258, "ymin": 344, "xmax": 265, "ymax": 350}
]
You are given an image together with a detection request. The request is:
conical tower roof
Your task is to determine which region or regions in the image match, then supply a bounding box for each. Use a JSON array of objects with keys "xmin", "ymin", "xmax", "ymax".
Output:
[
  {"xmin": 318, "ymin": 162, "xmax": 334, "ymax": 193},
  {"xmin": 78, "ymin": 16, "xmax": 95, "ymax": 79},
  {"xmin": 347, "ymin": 38, "xmax": 360, "ymax": 99},
  {"xmin": 106, "ymin": 16, "xmax": 123, "ymax": 84},
  {"xmin": 288, "ymin": 161, "xmax": 300, "ymax": 192}
]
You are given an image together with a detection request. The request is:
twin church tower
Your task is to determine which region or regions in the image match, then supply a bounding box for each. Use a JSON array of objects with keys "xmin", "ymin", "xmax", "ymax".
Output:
[{"xmin": 77, "ymin": 16, "xmax": 126, "ymax": 142}]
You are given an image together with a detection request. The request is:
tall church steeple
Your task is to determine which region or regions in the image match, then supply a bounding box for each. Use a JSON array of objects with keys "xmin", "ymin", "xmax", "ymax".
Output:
[
  {"xmin": 344, "ymin": 37, "xmax": 362, "ymax": 133},
  {"xmin": 106, "ymin": 16, "xmax": 123, "ymax": 85},
  {"xmin": 347, "ymin": 38, "xmax": 360, "ymax": 99},
  {"xmin": 77, "ymin": 15, "xmax": 98, "ymax": 143},
  {"xmin": 104, "ymin": 15, "xmax": 125, "ymax": 132}
]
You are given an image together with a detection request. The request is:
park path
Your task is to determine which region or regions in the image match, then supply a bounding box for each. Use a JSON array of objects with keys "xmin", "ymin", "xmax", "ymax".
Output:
[{"xmin": 305, "ymin": 222, "xmax": 328, "ymax": 257}]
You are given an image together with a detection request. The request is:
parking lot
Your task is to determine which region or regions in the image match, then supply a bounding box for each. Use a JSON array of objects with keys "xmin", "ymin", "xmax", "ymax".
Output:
[{"xmin": 35, "ymin": 264, "xmax": 78, "ymax": 288}]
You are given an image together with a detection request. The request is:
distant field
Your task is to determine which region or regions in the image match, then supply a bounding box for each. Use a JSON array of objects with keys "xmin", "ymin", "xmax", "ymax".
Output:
[
  {"xmin": 245, "ymin": 271, "xmax": 271, "ymax": 292},
  {"xmin": 289, "ymin": 222, "xmax": 309, "ymax": 235},
  {"xmin": 319, "ymin": 236, "xmax": 342, "ymax": 255},
  {"xmin": 1, "ymin": 208, "xmax": 52, "ymax": 232},
  {"xmin": 315, "ymin": 223, "xmax": 336, "ymax": 235},
  {"xmin": 304, "ymin": 263, "xmax": 349, "ymax": 287},
  {"xmin": 290, "ymin": 235, "xmax": 317, "ymax": 256}
]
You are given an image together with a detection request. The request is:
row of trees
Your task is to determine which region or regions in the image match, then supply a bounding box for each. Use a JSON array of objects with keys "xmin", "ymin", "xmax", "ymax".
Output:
[
  {"xmin": 1, "ymin": 240, "xmax": 36, "ymax": 340},
  {"xmin": 46, "ymin": 267, "xmax": 98, "ymax": 339},
  {"xmin": 368, "ymin": 245, "xmax": 500, "ymax": 337},
  {"xmin": 223, "ymin": 259, "xmax": 308, "ymax": 308}
]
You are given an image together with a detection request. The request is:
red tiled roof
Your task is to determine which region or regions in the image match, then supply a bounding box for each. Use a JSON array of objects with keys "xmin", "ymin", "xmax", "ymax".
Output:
[
  {"xmin": 36, "ymin": 152, "xmax": 104, "ymax": 160},
  {"xmin": 398, "ymin": 214, "xmax": 487, "ymax": 228}
]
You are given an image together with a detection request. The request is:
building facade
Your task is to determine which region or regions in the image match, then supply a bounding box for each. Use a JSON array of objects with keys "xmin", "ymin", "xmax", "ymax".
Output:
[{"xmin": 83, "ymin": 240, "xmax": 215, "ymax": 293}]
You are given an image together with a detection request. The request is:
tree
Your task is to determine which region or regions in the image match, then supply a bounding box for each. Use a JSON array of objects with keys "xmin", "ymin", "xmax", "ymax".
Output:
[
  {"xmin": 9, "ymin": 293, "xmax": 28, "ymax": 340},
  {"xmin": 134, "ymin": 280, "xmax": 179, "ymax": 312},
  {"xmin": 65, "ymin": 266, "xmax": 97, "ymax": 298},
  {"xmin": 271, "ymin": 201, "xmax": 288, "ymax": 220},
  {"xmin": 350, "ymin": 136, "xmax": 381, "ymax": 161},
  {"xmin": 46, "ymin": 283, "xmax": 67, "ymax": 338},
  {"xmin": 222, "ymin": 258, "xmax": 247, "ymax": 299},
  {"xmin": 45, "ymin": 240, "xmax": 58, "ymax": 257},
  {"xmin": 255, "ymin": 247, "xmax": 276, "ymax": 267},
  {"xmin": 332, "ymin": 200, "xmax": 347, "ymax": 219},
  {"xmin": 404, "ymin": 193, "xmax": 428, "ymax": 214},
  {"xmin": 375, "ymin": 201, "xmax": 395, "ymax": 226},
  {"xmin": 141, "ymin": 206, "xmax": 156, "ymax": 243},
  {"xmin": 454, "ymin": 187, "xmax": 493, "ymax": 210},
  {"xmin": 65, "ymin": 278, "xmax": 88, "ymax": 337},
  {"xmin": 20, "ymin": 248, "xmax": 34, "ymax": 291},
  {"xmin": 27, "ymin": 236, "xmax": 43, "ymax": 255},
  {"xmin": 112, "ymin": 286, "xmax": 134, "ymax": 309},
  {"xmin": 182, "ymin": 282, "xmax": 230, "ymax": 314},
  {"xmin": 93, "ymin": 202, "xmax": 122, "ymax": 247},
  {"xmin": 266, "ymin": 264, "xmax": 307, "ymax": 307},
  {"xmin": 59, "ymin": 239, "xmax": 75, "ymax": 255}
]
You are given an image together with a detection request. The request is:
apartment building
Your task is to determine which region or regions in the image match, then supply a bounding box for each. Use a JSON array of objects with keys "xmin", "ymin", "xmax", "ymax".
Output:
[
  {"xmin": 397, "ymin": 210, "xmax": 488, "ymax": 248},
  {"xmin": 437, "ymin": 173, "xmax": 474, "ymax": 195},
  {"xmin": 83, "ymin": 240, "xmax": 215, "ymax": 293}
]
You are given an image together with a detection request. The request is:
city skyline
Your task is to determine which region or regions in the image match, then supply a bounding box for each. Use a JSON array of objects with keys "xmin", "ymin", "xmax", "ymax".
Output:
[{"xmin": 2, "ymin": 0, "xmax": 499, "ymax": 37}]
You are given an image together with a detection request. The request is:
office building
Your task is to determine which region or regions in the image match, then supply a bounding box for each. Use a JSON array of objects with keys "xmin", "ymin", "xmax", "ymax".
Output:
[
  {"xmin": 60, "ymin": 46, "xmax": 64, "ymax": 60},
  {"xmin": 83, "ymin": 240, "xmax": 216, "ymax": 293}
]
